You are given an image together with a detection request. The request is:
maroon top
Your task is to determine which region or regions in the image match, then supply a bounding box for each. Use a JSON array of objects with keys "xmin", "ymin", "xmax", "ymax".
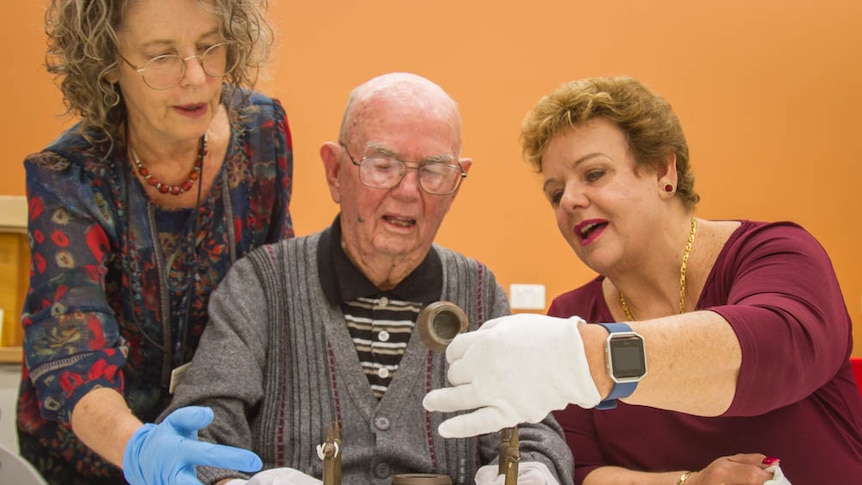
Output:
[{"xmin": 550, "ymin": 221, "xmax": 862, "ymax": 485}]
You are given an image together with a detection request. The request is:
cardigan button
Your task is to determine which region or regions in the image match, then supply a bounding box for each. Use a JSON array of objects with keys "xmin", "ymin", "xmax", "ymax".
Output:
[
  {"xmin": 374, "ymin": 462, "xmax": 392, "ymax": 479},
  {"xmin": 374, "ymin": 416, "xmax": 391, "ymax": 431}
]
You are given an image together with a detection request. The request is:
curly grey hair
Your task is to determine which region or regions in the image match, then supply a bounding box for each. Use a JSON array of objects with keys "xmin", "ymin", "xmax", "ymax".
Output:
[{"xmin": 45, "ymin": 0, "xmax": 273, "ymax": 142}]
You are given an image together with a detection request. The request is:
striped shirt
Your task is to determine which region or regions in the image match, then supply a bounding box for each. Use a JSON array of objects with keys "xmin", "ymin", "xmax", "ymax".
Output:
[{"xmin": 343, "ymin": 297, "xmax": 421, "ymax": 397}]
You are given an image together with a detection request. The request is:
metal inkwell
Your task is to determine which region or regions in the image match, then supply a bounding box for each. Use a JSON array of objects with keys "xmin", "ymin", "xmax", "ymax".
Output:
[{"xmin": 317, "ymin": 301, "xmax": 520, "ymax": 485}]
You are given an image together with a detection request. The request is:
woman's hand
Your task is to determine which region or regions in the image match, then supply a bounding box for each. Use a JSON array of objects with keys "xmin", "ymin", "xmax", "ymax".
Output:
[
  {"xmin": 422, "ymin": 314, "xmax": 601, "ymax": 438},
  {"xmin": 122, "ymin": 406, "xmax": 262, "ymax": 485},
  {"xmin": 684, "ymin": 454, "xmax": 785, "ymax": 485}
]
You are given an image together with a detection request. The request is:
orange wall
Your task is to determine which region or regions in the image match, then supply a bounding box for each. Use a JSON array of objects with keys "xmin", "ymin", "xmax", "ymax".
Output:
[{"xmin": 3, "ymin": 1, "xmax": 861, "ymax": 355}]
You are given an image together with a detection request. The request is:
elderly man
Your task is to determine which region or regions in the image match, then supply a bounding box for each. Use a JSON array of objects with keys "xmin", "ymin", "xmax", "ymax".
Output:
[{"xmin": 152, "ymin": 73, "xmax": 574, "ymax": 485}]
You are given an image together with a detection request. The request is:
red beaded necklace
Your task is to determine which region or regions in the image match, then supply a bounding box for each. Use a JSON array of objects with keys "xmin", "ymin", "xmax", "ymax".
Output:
[{"xmin": 130, "ymin": 135, "xmax": 207, "ymax": 196}]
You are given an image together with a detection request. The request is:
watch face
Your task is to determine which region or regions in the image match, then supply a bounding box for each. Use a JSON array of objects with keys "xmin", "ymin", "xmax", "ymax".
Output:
[{"xmin": 609, "ymin": 335, "xmax": 646, "ymax": 380}]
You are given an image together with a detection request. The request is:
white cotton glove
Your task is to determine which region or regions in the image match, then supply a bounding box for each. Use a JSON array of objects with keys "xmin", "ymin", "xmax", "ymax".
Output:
[
  {"xmin": 764, "ymin": 465, "xmax": 792, "ymax": 485},
  {"xmin": 226, "ymin": 468, "xmax": 322, "ymax": 485},
  {"xmin": 241, "ymin": 468, "xmax": 322, "ymax": 485},
  {"xmin": 474, "ymin": 462, "xmax": 560, "ymax": 485},
  {"xmin": 423, "ymin": 314, "xmax": 601, "ymax": 438},
  {"xmin": 224, "ymin": 468, "xmax": 322, "ymax": 485}
]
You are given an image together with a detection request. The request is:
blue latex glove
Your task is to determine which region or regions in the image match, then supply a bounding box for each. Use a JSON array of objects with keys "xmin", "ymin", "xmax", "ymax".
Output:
[{"xmin": 123, "ymin": 406, "xmax": 262, "ymax": 485}]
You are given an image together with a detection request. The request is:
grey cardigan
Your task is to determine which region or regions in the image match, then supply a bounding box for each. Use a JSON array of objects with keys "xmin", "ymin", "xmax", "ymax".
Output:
[{"xmin": 163, "ymin": 231, "xmax": 574, "ymax": 485}]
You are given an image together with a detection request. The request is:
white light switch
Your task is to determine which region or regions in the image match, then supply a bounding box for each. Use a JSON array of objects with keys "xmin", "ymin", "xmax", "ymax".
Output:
[{"xmin": 509, "ymin": 284, "xmax": 546, "ymax": 310}]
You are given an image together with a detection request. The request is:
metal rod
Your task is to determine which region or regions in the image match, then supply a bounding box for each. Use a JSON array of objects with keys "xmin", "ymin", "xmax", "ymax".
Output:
[
  {"xmin": 499, "ymin": 426, "xmax": 520, "ymax": 485},
  {"xmin": 319, "ymin": 422, "xmax": 342, "ymax": 485}
]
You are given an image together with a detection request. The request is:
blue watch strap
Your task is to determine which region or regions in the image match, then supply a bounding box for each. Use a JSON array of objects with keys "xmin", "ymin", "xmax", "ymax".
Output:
[
  {"xmin": 597, "ymin": 322, "xmax": 640, "ymax": 410},
  {"xmin": 599, "ymin": 322, "xmax": 633, "ymax": 334},
  {"xmin": 596, "ymin": 381, "xmax": 637, "ymax": 410}
]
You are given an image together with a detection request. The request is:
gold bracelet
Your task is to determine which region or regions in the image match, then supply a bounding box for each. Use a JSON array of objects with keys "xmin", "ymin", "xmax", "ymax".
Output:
[{"xmin": 677, "ymin": 471, "xmax": 695, "ymax": 485}]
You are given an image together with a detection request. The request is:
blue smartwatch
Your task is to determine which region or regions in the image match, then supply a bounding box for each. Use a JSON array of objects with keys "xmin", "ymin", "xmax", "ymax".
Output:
[{"xmin": 596, "ymin": 322, "xmax": 647, "ymax": 410}]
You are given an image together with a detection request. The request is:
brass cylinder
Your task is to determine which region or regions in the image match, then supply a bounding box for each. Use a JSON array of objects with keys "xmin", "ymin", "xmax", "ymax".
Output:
[
  {"xmin": 392, "ymin": 473, "xmax": 453, "ymax": 485},
  {"xmin": 417, "ymin": 301, "xmax": 468, "ymax": 353}
]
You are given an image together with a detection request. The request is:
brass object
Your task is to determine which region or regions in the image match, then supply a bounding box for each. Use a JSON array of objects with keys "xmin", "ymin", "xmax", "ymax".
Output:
[
  {"xmin": 419, "ymin": 301, "xmax": 520, "ymax": 485},
  {"xmin": 498, "ymin": 426, "xmax": 520, "ymax": 485},
  {"xmin": 392, "ymin": 473, "xmax": 453, "ymax": 484},
  {"xmin": 417, "ymin": 301, "xmax": 468, "ymax": 352},
  {"xmin": 317, "ymin": 302, "xmax": 520, "ymax": 484},
  {"xmin": 317, "ymin": 422, "xmax": 342, "ymax": 485}
]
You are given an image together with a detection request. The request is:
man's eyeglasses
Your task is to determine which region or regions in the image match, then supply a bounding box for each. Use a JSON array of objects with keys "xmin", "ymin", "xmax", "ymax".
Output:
[
  {"xmin": 119, "ymin": 42, "xmax": 238, "ymax": 90},
  {"xmin": 341, "ymin": 144, "xmax": 467, "ymax": 195}
]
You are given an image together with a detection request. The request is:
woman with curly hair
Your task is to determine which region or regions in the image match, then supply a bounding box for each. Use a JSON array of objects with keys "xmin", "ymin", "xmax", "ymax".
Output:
[{"xmin": 17, "ymin": 1, "xmax": 294, "ymax": 483}]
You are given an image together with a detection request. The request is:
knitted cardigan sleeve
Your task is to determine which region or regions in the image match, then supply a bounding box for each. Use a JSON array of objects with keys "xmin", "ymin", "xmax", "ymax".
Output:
[{"xmin": 158, "ymin": 243, "xmax": 278, "ymax": 483}]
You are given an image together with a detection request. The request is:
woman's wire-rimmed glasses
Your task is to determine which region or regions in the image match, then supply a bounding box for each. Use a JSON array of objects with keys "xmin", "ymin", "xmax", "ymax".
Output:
[
  {"xmin": 341, "ymin": 143, "xmax": 467, "ymax": 195},
  {"xmin": 119, "ymin": 42, "xmax": 237, "ymax": 90}
]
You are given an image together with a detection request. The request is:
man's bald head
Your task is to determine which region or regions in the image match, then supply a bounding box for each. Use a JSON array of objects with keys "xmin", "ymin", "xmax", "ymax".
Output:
[{"xmin": 338, "ymin": 72, "xmax": 462, "ymax": 148}]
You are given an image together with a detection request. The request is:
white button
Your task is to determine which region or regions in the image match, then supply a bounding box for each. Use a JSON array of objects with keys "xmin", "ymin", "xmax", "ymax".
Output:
[
  {"xmin": 378, "ymin": 297, "xmax": 389, "ymax": 308},
  {"xmin": 378, "ymin": 368, "xmax": 390, "ymax": 379},
  {"xmin": 374, "ymin": 416, "xmax": 391, "ymax": 431},
  {"xmin": 378, "ymin": 330, "xmax": 390, "ymax": 342}
]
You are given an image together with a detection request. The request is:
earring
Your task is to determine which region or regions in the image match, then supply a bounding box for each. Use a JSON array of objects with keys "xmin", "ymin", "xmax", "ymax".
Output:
[{"xmin": 664, "ymin": 184, "xmax": 675, "ymax": 193}]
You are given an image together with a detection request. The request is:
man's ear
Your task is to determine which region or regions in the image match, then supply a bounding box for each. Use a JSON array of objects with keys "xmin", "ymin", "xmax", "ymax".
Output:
[
  {"xmin": 320, "ymin": 141, "xmax": 343, "ymax": 203},
  {"xmin": 458, "ymin": 158, "xmax": 473, "ymax": 175}
]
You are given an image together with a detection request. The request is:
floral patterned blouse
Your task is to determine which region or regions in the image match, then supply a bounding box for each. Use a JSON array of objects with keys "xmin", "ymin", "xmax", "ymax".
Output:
[{"xmin": 17, "ymin": 89, "xmax": 294, "ymax": 484}]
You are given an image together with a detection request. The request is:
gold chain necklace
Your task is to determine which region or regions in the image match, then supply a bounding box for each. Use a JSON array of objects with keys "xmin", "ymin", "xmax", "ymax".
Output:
[{"xmin": 619, "ymin": 218, "xmax": 697, "ymax": 320}]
